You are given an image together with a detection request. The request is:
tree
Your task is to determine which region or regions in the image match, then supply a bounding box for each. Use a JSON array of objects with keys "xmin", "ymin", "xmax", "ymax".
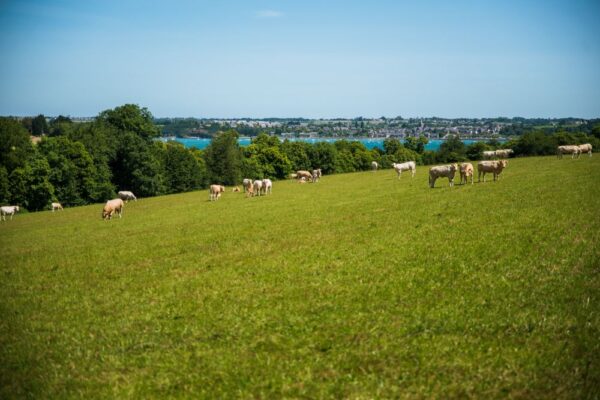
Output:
[
  {"xmin": 97, "ymin": 104, "xmax": 159, "ymax": 140},
  {"xmin": 404, "ymin": 136, "xmax": 428, "ymax": 154},
  {"xmin": 204, "ymin": 130, "xmax": 242, "ymax": 185},
  {"xmin": 0, "ymin": 166, "xmax": 9, "ymax": 204},
  {"xmin": 437, "ymin": 135, "xmax": 466, "ymax": 162},
  {"xmin": 383, "ymin": 138, "xmax": 403, "ymax": 155},
  {"xmin": 31, "ymin": 114, "xmax": 49, "ymax": 135},
  {"xmin": 9, "ymin": 152, "xmax": 54, "ymax": 211},
  {"xmin": 465, "ymin": 142, "xmax": 490, "ymax": 160},
  {"xmin": 0, "ymin": 117, "xmax": 34, "ymax": 173},
  {"xmin": 163, "ymin": 142, "xmax": 205, "ymax": 193}
]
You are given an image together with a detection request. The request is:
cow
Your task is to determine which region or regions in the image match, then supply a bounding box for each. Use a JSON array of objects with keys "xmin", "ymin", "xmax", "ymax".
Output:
[
  {"xmin": 118, "ymin": 191, "xmax": 137, "ymax": 202},
  {"xmin": 253, "ymin": 180, "xmax": 263, "ymax": 196},
  {"xmin": 371, "ymin": 161, "xmax": 379, "ymax": 171},
  {"xmin": 209, "ymin": 184, "xmax": 225, "ymax": 201},
  {"xmin": 296, "ymin": 170, "xmax": 313, "ymax": 182},
  {"xmin": 557, "ymin": 145, "xmax": 581, "ymax": 159},
  {"xmin": 51, "ymin": 202, "xmax": 63, "ymax": 211},
  {"xmin": 477, "ymin": 160, "xmax": 508, "ymax": 182},
  {"xmin": 482, "ymin": 150, "xmax": 497, "ymax": 160},
  {"xmin": 429, "ymin": 164, "xmax": 458, "ymax": 188},
  {"xmin": 578, "ymin": 143, "xmax": 593, "ymax": 157},
  {"xmin": 232, "ymin": 186, "xmax": 241, "ymax": 192},
  {"xmin": 242, "ymin": 178, "xmax": 253, "ymax": 192},
  {"xmin": 102, "ymin": 199, "xmax": 124, "ymax": 220},
  {"xmin": 459, "ymin": 163, "xmax": 474, "ymax": 185},
  {"xmin": 262, "ymin": 179, "xmax": 273, "ymax": 195},
  {"xmin": 312, "ymin": 169, "xmax": 320, "ymax": 183},
  {"xmin": 392, "ymin": 161, "xmax": 416, "ymax": 179},
  {"xmin": 1, "ymin": 205, "xmax": 19, "ymax": 221},
  {"xmin": 495, "ymin": 149, "xmax": 514, "ymax": 158}
]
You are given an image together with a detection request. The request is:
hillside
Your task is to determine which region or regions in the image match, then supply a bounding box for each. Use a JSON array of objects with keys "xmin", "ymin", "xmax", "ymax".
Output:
[{"xmin": 1, "ymin": 156, "xmax": 599, "ymax": 398}]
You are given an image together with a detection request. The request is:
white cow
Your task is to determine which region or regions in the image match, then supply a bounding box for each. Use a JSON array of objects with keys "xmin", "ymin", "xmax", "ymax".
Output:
[
  {"xmin": 557, "ymin": 145, "xmax": 581, "ymax": 159},
  {"xmin": 262, "ymin": 179, "xmax": 273, "ymax": 195},
  {"xmin": 242, "ymin": 178, "xmax": 253, "ymax": 192},
  {"xmin": 429, "ymin": 164, "xmax": 458, "ymax": 188},
  {"xmin": 312, "ymin": 169, "xmax": 320, "ymax": 183},
  {"xmin": 253, "ymin": 180, "xmax": 263, "ymax": 196},
  {"xmin": 118, "ymin": 191, "xmax": 137, "ymax": 202},
  {"xmin": 578, "ymin": 143, "xmax": 593, "ymax": 157},
  {"xmin": 102, "ymin": 199, "xmax": 124, "ymax": 220},
  {"xmin": 371, "ymin": 161, "xmax": 378, "ymax": 171},
  {"xmin": 209, "ymin": 185, "xmax": 225, "ymax": 201},
  {"xmin": 459, "ymin": 163, "xmax": 474, "ymax": 185},
  {"xmin": 477, "ymin": 160, "xmax": 508, "ymax": 182},
  {"xmin": 51, "ymin": 202, "xmax": 63, "ymax": 212},
  {"xmin": 495, "ymin": 149, "xmax": 513, "ymax": 158},
  {"xmin": 1, "ymin": 205, "xmax": 20, "ymax": 221},
  {"xmin": 482, "ymin": 150, "xmax": 497, "ymax": 160},
  {"xmin": 392, "ymin": 161, "xmax": 416, "ymax": 179}
]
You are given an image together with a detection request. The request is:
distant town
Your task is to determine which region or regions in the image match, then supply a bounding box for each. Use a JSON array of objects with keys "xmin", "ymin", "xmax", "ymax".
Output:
[{"xmin": 8, "ymin": 115, "xmax": 598, "ymax": 140}]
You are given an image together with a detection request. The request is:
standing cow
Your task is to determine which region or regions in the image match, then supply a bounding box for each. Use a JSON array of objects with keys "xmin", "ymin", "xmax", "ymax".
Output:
[
  {"xmin": 51, "ymin": 202, "xmax": 63, "ymax": 212},
  {"xmin": 557, "ymin": 145, "xmax": 580, "ymax": 159},
  {"xmin": 209, "ymin": 185, "xmax": 225, "ymax": 201},
  {"xmin": 429, "ymin": 164, "xmax": 458, "ymax": 188},
  {"xmin": 477, "ymin": 160, "xmax": 508, "ymax": 182},
  {"xmin": 371, "ymin": 161, "xmax": 379, "ymax": 171},
  {"xmin": 1, "ymin": 205, "xmax": 19, "ymax": 221},
  {"xmin": 392, "ymin": 162, "xmax": 416, "ymax": 179},
  {"xmin": 459, "ymin": 163, "xmax": 474, "ymax": 185},
  {"xmin": 578, "ymin": 143, "xmax": 593, "ymax": 157}
]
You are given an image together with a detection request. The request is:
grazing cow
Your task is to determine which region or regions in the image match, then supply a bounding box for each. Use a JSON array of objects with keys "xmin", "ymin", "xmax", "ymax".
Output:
[
  {"xmin": 392, "ymin": 161, "xmax": 416, "ymax": 179},
  {"xmin": 51, "ymin": 202, "xmax": 63, "ymax": 212},
  {"xmin": 253, "ymin": 180, "xmax": 263, "ymax": 196},
  {"xmin": 482, "ymin": 150, "xmax": 496, "ymax": 159},
  {"xmin": 578, "ymin": 143, "xmax": 593, "ymax": 157},
  {"xmin": 371, "ymin": 161, "xmax": 379, "ymax": 171},
  {"xmin": 262, "ymin": 179, "xmax": 273, "ymax": 195},
  {"xmin": 477, "ymin": 160, "xmax": 508, "ymax": 182},
  {"xmin": 1, "ymin": 205, "xmax": 19, "ymax": 221},
  {"xmin": 495, "ymin": 149, "xmax": 513, "ymax": 158},
  {"xmin": 232, "ymin": 186, "xmax": 241, "ymax": 192},
  {"xmin": 312, "ymin": 169, "xmax": 320, "ymax": 183},
  {"xmin": 429, "ymin": 164, "xmax": 458, "ymax": 188},
  {"xmin": 242, "ymin": 178, "xmax": 253, "ymax": 192},
  {"xmin": 245, "ymin": 184, "xmax": 254, "ymax": 198},
  {"xmin": 290, "ymin": 173, "xmax": 298, "ymax": 180},
  {"xmin": 209, "ymin": 184, "xmax": 225, "ymax": 201},
  {"xmin": 315, "ymin": 168, "xmax": 322, "ymax": 178},
  {"xmin": 557, "ymin": 145, "xmax": 581, "ymax": 159},
  {"xmin": 118, "ymin": 191, "xmax": 137, "ymax": 202},
  {"xmin": 296, "ymin": 170, "xmax": 313, "ymax": 182},
  {"xmin": 298, "ymin": 177, "xmax": 307, "ymax": 184},
  {"xmin": 102, "ymin": 199, "xmax": 124, "ymax": 220},
  {"xmin": 459, "ymin": 163, "xmax": 474, "ymax": 185}
]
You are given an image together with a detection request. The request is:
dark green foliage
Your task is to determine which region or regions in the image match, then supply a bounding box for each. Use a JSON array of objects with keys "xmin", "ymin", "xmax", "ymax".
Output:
[
  {"xmin": 112, "ymin": 133, "xmax": 166, "ymax": 197},
  {"xmin": 97, "ymin": 104, "xmax": 159, "ymax": 139},
  {"xmin": 0, "ymin": 166, "xmax": 9, "ymax": 204},
  {"xmin": 437, "ymin": 135, "xmax": 467, "ymax": 162},
  {"xmin": 383, "ymin": 137, "xmax": 403, "ymax": 155},
  {"xmin": 280, "ymin": 140, "xmax": 312, "ymax": 171},
  {"xmin": 0, "ymin": 118, "xmax": 34, "ymax": 173},
  {"xmin": 48, "ymin": 115, "xmax": 73, "ymax": 137},
  {"xmin": 163, "ymin": 142, "xmax": 206, "ymax": 194},
  {"xmin": 204, "ymin": 130, "xmax": 242, "ymax": 185},
  {"xmin": 38, "ymin": 137, "xmax": 102, "ymax": 206},
  {"xmin": 31, "ymin": 115, "xmax": 48, "ymax": 135},
  {"xmin": 308, "ymin": 142, "xmax": 338, "ymax": 174},
  {"xmin": 9, "ymin": 152, "xmax": 54, "ymax": 210},
  {"xmin": 465, "ymin": 142, "xmax": 490, "ymax": 160},
  {"xmin": 404, "ymin": 136, "xmax": 428, "ymax": 154}
]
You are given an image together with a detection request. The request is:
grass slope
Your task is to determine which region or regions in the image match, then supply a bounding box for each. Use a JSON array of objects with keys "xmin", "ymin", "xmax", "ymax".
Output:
[{"xmin": 1, "ymin": 156, "xmax": 599, "ymax": 399}]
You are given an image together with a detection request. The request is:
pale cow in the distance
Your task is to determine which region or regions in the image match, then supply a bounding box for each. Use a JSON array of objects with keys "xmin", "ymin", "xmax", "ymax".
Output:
[
  {"xmin": 392, "ymin": 161, "xmax": 416, "ymax": 179},
  {"xmin": 1, "ymin": 205, "xmax": 19, "ymax": 221},
  {"xmin": 118, "ymin": 191, "xmax": 137, "ymax": 202},
  {"xmin": 478, "ymin": 160, "xmax": 508, "ymax": 182},
  {"xmin": 296, "ymin": 170, "xmax": 313, "ymax": 182},
  {"xmin": 371, "ymin": 161, "xmax": 378, "ymax": 171},
  {"xmin": 253, "ymin": 180, "xmax": 264, "ymax": 196},
  {"xmin": 495, "ymin": 149, "xmax": 514, "ymax": 158},
  {"xmin": 578, "ymin": 143, "xmax": 593, "ymax": 157},
  {"xmin": 209, "ymin": 184, "xmax": 225, "ymax": 201},
  {"xmin": 262, "ymin": 179, "xmax": 273, "ymax": 195},
  {"xmin": 557, "ymin": 145, "xmax": 581, "ymax": 159},
  {"xmin": 459, "ymin": 163, "xmax": 474, "ymax": 185},
  {"xmin": 242, "ymin": 178, "xmax": 253, "ymax": 193},
  {"xmin": 51, "ymin": 202, "xmax": 63, "ymax": 211},
  {"xmin": 482, "ymin": 150, "xmax": 497, "ymax": 160},
  {"xmin": 102, "ymin": 199, "xmax": 124, "ymax": 220},
  {"xmin": 429, "ymin": 164, "xmax": 458, "ymax": 188}
]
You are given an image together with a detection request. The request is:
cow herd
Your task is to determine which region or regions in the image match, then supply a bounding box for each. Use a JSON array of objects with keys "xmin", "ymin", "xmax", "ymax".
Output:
[{"xmin": 0, "ymin": 144, "xmax": 593, "ymax": 222}]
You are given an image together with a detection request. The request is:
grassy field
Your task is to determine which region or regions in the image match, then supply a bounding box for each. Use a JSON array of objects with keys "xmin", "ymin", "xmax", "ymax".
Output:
[{"xmin": 1, "ymin": 156, "xmax": 599, "ymax": 399}]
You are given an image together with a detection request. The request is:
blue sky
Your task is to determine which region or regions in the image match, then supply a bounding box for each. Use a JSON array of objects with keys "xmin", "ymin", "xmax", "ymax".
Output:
[{"xmin": 1, "ymin": 0, "xmax": 599, "ymax": 118}]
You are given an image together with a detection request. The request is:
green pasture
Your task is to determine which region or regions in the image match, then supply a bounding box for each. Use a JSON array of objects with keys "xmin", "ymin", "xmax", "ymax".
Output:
[{"xmin": 1, "ymin": 156, "xmax": 599, "ymax": 398}]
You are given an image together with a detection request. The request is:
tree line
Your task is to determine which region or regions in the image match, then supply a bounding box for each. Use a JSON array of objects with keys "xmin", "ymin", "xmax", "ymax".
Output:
[{"xmin": 1, "ymin": 104, "xmax": 599, "ymax": 211}]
